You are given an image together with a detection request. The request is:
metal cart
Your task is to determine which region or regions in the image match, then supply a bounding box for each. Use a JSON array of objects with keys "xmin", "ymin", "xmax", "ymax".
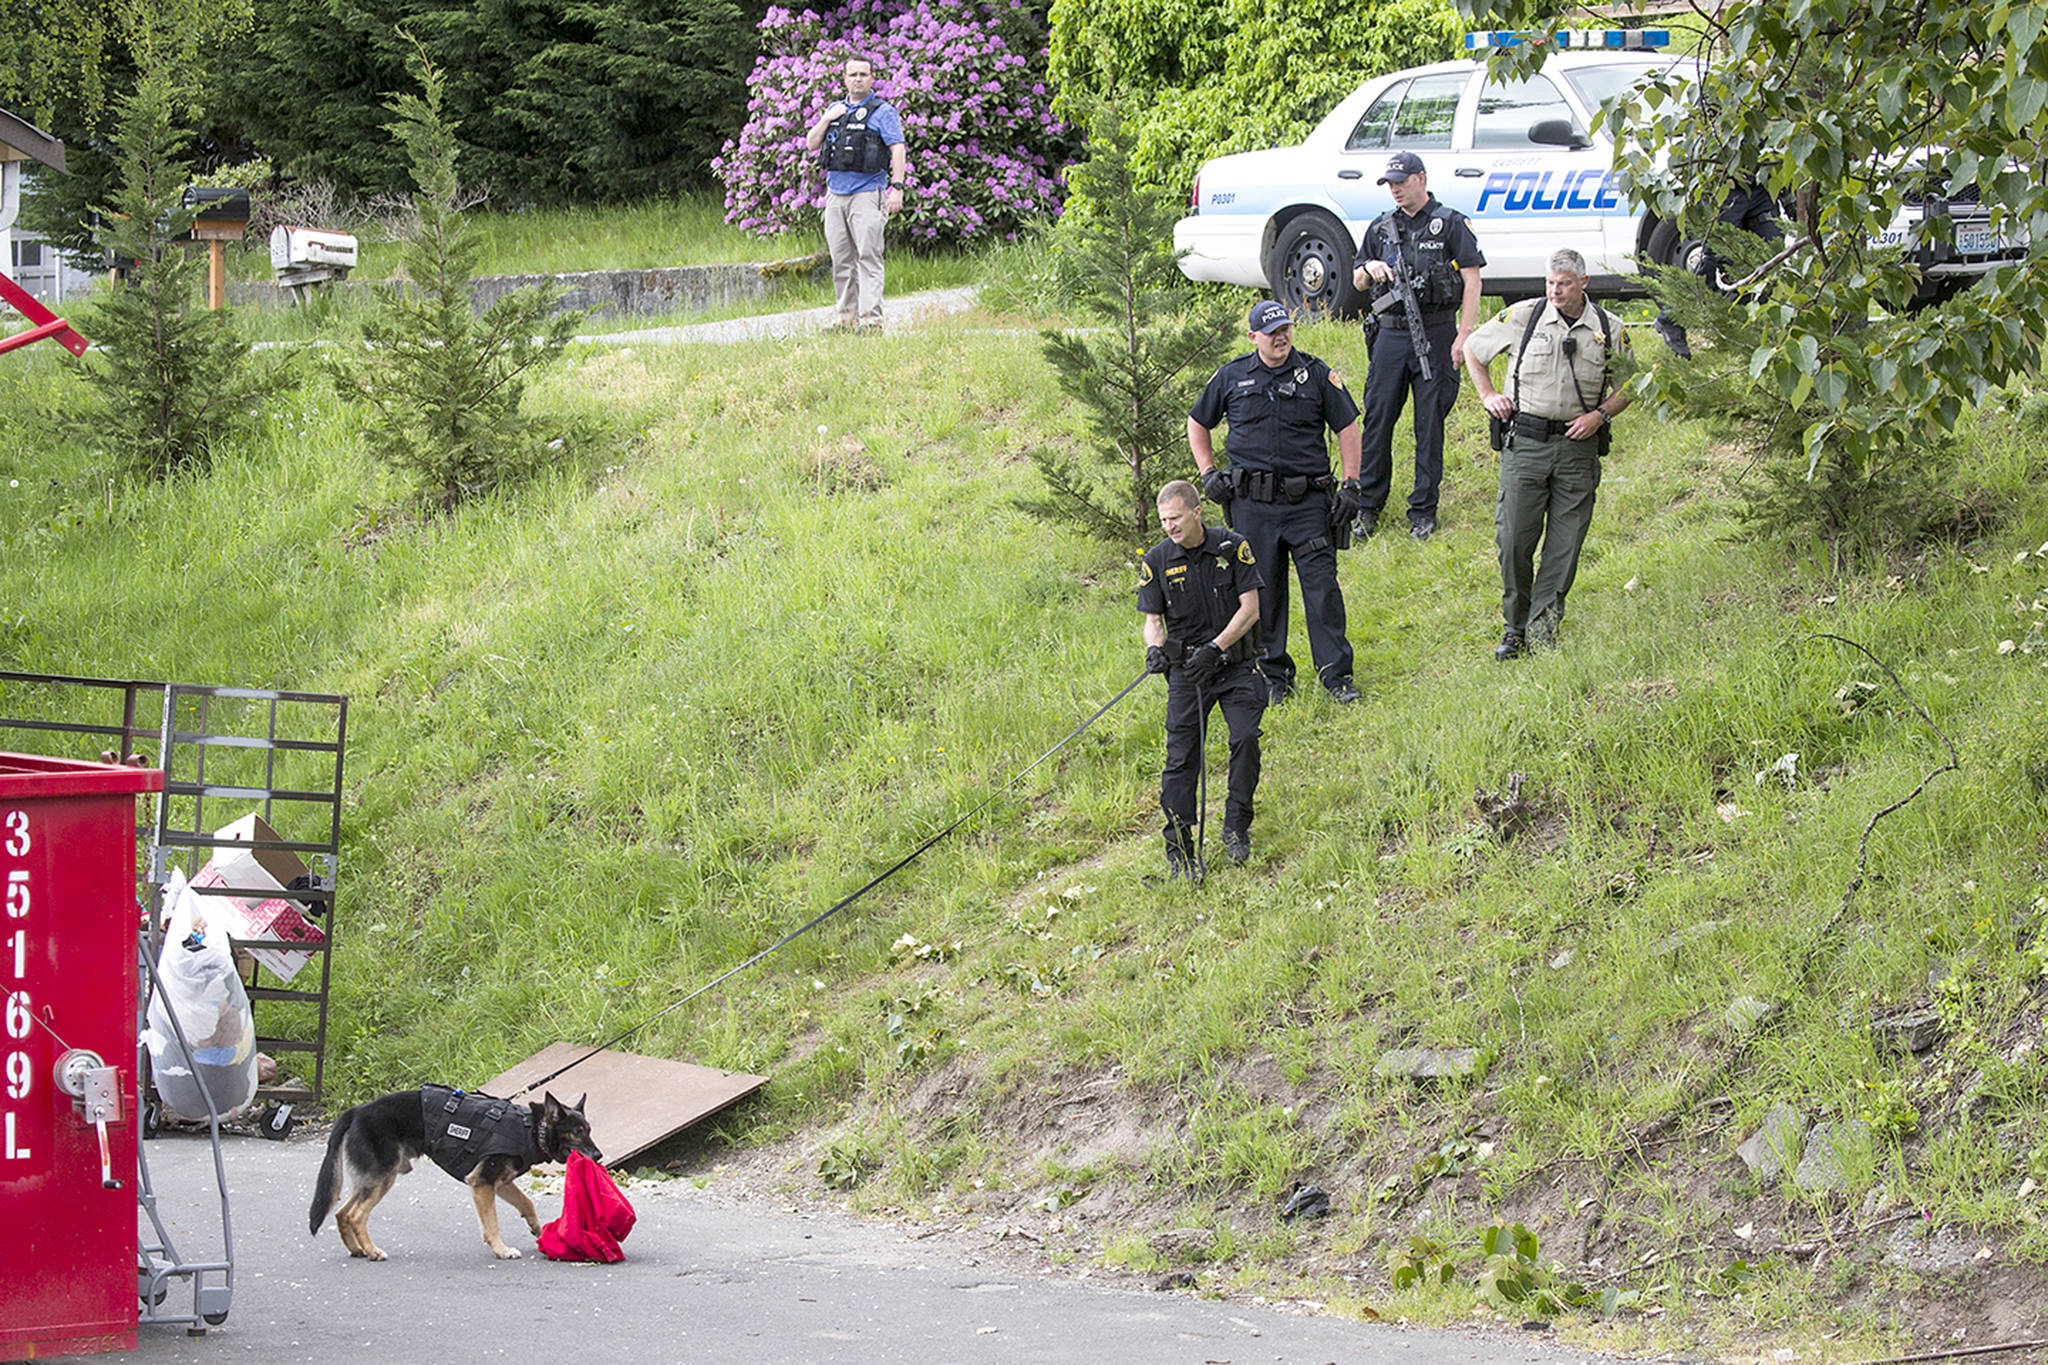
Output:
[{"xmin": 0, "ymin": 672, "xmax": 347, "ymax": 1343}]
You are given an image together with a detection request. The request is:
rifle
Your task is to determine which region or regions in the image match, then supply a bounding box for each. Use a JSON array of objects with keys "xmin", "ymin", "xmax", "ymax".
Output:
[{"xmin": 1380, "ymin": 237, "xmax": 1434, "ymax": 382}]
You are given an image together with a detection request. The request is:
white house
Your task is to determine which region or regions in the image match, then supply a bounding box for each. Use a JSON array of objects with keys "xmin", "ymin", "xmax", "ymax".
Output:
[{"xmin": 2, "ymin": 106, "xmax": 91, "ymax": 305}]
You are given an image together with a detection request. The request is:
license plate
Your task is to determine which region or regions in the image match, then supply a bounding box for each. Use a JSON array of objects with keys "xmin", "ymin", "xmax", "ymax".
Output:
[{"xmin": 1956, "ymin": 226, "xmax": 2008, "ymax": 255}]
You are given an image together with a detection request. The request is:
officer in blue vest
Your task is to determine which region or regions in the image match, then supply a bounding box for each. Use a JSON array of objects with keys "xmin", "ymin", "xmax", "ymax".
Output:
[
  {"xmin": 1188, "ymin": 300, "xmax": 1364, "ymax": 706},
  {"xmin": 804, "ymin": 54, "xmax": 907, "ymax": 331},
  {"xmin": 1350, "ymin": 152, "xmax": 1485, "ymax": 542}
]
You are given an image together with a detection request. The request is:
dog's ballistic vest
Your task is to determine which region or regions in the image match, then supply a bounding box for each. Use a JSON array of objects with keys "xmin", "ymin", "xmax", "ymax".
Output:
[{"xmin": 421, "ymin": 1084, "xmax": 539, "ymax": 1180}]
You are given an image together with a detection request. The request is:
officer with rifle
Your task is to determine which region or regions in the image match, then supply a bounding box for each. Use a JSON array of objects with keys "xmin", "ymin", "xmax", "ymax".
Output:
[{"xmin": 1350, "ymin": 152, "xmax": 1485, "ymax": 542}]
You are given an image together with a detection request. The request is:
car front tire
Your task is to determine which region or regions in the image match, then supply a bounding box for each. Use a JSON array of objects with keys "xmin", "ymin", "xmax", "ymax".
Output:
[{"xmin": 1268, "ymin": 210, "xmax": 1368, "ymax": 319}]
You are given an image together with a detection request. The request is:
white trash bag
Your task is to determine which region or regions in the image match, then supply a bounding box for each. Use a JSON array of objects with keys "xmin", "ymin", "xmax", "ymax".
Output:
[{"xmin": 143, "ymin": 869, "xmax": 258, "ymax": 1121}]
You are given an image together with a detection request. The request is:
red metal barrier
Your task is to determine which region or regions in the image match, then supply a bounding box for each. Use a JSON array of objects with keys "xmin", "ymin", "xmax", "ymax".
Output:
[
  {"xmin": 0, "ymin": 268, "xmax": 88, "ymax": 358},
  {"xmin": 1, "ymin": 753, "xmax": 164, "ymax": 1360}
]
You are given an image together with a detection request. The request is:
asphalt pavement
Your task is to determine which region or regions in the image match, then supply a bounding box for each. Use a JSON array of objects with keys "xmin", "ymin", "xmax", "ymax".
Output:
[{"xmin": 24, "ymin": 1130, "xmax": 1621, "ymax": 1365}]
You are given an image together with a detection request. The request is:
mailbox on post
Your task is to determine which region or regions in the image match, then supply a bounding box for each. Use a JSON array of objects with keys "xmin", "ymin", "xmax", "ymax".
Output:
[
  {"xmin": 1, "ymin": 752, "xmax": 165, "ymax": 1360},
  {"xmin": 269, "ymin": 224, "xmax": 358, "ymax": 299},
  {"xmin": 180, "ymin": 187, "xmax": 250, "ymax": 312}
]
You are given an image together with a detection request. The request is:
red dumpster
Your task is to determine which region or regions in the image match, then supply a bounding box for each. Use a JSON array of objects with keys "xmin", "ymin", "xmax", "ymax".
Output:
[{"xmin": 1, "ymin": 753, "xmax": 164, "ymax": 1359}]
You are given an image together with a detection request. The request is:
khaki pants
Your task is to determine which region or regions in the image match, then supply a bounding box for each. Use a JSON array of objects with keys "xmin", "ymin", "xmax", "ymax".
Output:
[{"xmin": 823, "ymin": 189, "xmax": 887, "ymax": 326}]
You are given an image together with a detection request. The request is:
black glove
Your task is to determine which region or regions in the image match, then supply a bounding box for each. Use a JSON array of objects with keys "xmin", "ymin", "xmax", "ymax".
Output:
[
  {"xmin": 1333, "ymin": 477, "xmax": 1366, "ymax": 521},
  {"xmin": 1200, "ymin": 467, "xmax": 1235, "ymax": 503},
  {"xmin": 1145, "ymin": 644, "xmax": 1171, "ymax": 675},
  {"xmin": 1185, "ymin": 642, "xmax": 1225, "ymax": 680}
]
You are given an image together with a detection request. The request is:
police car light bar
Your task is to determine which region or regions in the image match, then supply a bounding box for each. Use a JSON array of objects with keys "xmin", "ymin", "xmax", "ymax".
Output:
[{"xmin": 1464, "ymin": 29, "xmax": 1670, "ymax": 50}]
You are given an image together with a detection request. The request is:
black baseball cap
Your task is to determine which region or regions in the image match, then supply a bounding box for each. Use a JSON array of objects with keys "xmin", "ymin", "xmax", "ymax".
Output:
[
  {"xmin": 1378, "ymin": 151, "xmax": 1426, "ymax": 184},
  {"xmin": 1248, "ymin": 299, "xmax": 1292, "ymax": 334}
]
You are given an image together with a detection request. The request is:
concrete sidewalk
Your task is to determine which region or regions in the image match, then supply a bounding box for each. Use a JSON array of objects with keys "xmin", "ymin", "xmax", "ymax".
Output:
[{"xmin": 578, "ymin": 286, "xmax": 980, "ymax": 348}]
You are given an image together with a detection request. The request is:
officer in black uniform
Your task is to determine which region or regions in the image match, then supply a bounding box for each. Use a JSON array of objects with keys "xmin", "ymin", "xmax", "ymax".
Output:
[
  {"xmin": 1138, "ymin": 479, "xmax": 1266, "ymax": 877},
  {"xmin": 1188, "ymin": 300, "xmax": 1364, "ymax": 706},
  {"xmin": 1350, "ymin": 151, "xmax": 1486, "ymax": 541},
  {"xmin": 1653, "ymin": 179, "xmax": 1784, "ymax": 359}
]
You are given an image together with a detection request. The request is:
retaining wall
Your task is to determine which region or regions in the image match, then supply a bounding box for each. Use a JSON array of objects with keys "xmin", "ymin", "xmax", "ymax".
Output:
[{"xmin": 227, "ymin": 254, "xmax": 829, "ymax": 323}]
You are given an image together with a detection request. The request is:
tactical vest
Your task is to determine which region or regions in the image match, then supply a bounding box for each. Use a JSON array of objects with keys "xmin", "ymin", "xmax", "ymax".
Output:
[
  {"xmin": 421, "ymin": 1085, "xmax": 539, "ymax": 1180},
  {"xmin": 820, "ymin": 98, "xmax": 891, "ymax": 175},
  {"xmin": 1374, "ymin": 208, "xmax": 1463, "ymax": 313}
]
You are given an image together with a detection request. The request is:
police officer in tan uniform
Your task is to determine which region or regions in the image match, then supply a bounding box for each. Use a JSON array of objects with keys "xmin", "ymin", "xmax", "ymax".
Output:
[{"xmin": 1465, "ymin": 249, "xmax": 1635, "ymax": 660}]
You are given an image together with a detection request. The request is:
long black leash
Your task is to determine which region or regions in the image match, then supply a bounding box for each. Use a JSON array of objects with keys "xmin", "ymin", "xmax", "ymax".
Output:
[
  {"xmin": 1193, "ymin": 686, "xmax": 1208, "ymax": 882},
  {"xmin": 500, "ymin": 668, "xmax": 1152, "ymax": 1100}
]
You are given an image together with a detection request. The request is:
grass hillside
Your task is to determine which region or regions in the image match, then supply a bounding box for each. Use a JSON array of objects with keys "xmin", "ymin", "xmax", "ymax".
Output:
[{"xmin": 3, "ymin": 263, "xmax": 2046, "ymax": 1360}]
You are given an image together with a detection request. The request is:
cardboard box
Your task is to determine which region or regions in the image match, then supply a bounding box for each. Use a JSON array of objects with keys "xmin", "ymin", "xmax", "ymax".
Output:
[{"xmin": 190, "ymin": 814, "xmax": 325, "ymax": 982}]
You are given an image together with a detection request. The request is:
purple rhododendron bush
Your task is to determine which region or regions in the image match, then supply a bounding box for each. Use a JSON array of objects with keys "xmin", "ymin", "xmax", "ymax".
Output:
[{"xmin": 714, "ymin": 0, "xmax": 1072, "ymax": 243}]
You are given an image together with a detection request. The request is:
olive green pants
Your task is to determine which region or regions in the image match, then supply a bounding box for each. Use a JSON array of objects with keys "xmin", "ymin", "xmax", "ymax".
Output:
[{"xmin": 1495, "ymin": 431, "xmax": 1603, "ymax": 637}]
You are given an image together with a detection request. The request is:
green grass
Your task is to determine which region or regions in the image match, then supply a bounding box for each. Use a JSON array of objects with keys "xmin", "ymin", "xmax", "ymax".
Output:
[
  {"xmin": 5, "ymin": 261, "xmax": 2047, "ymax": 1358},
  {"xmin": 460, "ymin": 197, "xmax": 825, "ymax": 274}
]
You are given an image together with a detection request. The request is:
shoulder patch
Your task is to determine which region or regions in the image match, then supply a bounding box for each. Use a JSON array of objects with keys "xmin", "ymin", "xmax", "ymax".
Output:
[
  {"xmin": 1138, "ymin": 560, "xmax": 1154, "ymax": 585},
  {"xmin": 1237, "ymin": 540, "xmax": 1256, "ymax": 565},
  {"xmin": 1327, "ymin": 370, "xmax": 1343, "ymax": 387}
]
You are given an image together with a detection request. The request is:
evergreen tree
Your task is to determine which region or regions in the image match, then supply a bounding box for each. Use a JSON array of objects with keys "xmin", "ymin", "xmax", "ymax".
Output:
[
  {"xmin": 72, "ymin": 47, "xmax": 289, "ymax": 479},
  {"xmin": 493, "ymin": 0, "xmax": 763, "ymax": 203},
  {"xmin": 220, "ymin": 0, "xmax": 767, "ymax": 204},
  {"xmin": 1643, "ymin": 244, "xmax": 1943, "ymax": 563},
  {"xmin": 328, "ymin": 49, "xmax": 579, "ymax": 509},
  {"xmin": 1020, "ymin": 99, "xmax": 1236, "ymax": 542},
  {"xmin": 211, "ymin": 0, "xmax": 412, "ymax": 200}
]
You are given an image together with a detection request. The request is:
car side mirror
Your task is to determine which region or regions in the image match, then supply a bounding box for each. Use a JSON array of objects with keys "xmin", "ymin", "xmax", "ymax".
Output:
[{"xmin": 1527, "ymin": 119, "xmax": 1592, "ymax": 150}]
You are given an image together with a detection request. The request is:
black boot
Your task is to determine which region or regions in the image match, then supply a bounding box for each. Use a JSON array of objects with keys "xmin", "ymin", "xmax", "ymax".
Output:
[{"xmin": 1164, "ymin": 823, "xmax": 1202, "ymax": 881}]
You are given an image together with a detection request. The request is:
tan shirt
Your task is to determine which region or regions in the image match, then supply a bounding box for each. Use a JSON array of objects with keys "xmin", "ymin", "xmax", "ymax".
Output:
[{"xmin": 1467, "ymin": 298, "xmax": 1636, "ymax": 421}]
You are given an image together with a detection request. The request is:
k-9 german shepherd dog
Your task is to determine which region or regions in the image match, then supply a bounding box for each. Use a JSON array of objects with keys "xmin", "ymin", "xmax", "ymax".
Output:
[{"xmin": 309, "ymin": 1086, "xmax": 601, "ymax": 1260}]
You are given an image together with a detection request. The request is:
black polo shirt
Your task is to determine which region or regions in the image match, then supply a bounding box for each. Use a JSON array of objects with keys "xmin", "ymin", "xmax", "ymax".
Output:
[
  {"xmin": 1136, "ymin": 525, "xmax": 1265, "ymax": 646},
  {"xmin": 1189, "ymin": 349, "xmax": 1360, "ymax": 478}
]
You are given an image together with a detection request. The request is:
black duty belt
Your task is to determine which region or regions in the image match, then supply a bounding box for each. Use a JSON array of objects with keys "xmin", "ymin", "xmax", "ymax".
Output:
[
  {"xmin": 1513, "ymin": 413, "xmax": 1579, "ymax": 439},
  {"xmin": 1384, "ymin": 309, "xmax": 1456, "ymax": 330},
  {"xmin": 1238, "ymin": 470, "xmax": 1333, "ymax": 503}
]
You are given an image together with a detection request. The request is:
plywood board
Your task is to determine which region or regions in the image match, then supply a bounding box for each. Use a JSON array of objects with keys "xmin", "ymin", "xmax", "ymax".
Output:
[{"xmin": 480, "ymin": 1043, "xmax": 768, "ymax": 1166}]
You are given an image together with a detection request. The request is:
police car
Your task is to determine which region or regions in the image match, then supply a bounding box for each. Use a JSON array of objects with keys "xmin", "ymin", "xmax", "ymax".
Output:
[{"xmin": 1172, "ymin": 31, "xmax": 2018, "ymax": 315}]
